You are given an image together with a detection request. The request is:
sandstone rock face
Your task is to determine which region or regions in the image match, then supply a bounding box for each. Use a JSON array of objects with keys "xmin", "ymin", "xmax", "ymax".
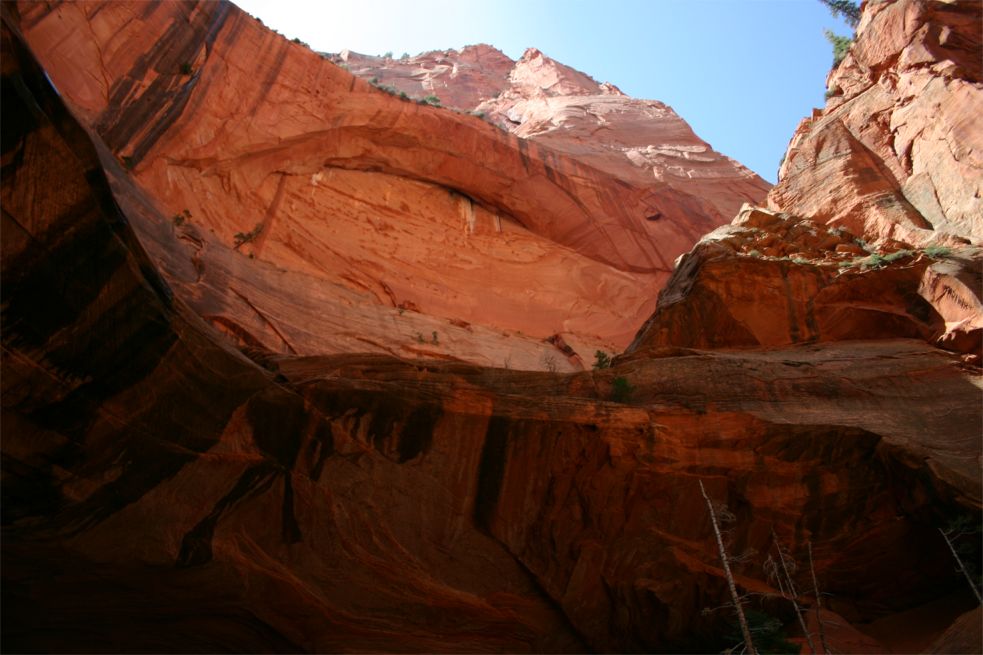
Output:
[
  {"xmin": 632, "ymin": 0, "xmax": 983, "ymax": 361},
  {"xmin": 628, "ymin": 206, "xmax": 983, "ymax": 358},
  {"xmin": 9, "ymin": 0, "xmax": 767, "ymax": 372},
  {"xmin": 930, "ymin": 607, "xmax": 983, "ymax": 654},
  {"xmin": 770, "ymin": 0, "xmax": 983, "ymax": 247},
  {"xmin": 337, "ymin": 45, "xmax": 769, "ymax": 230},
  {"xmin": 619, "ymin": 0, "xmax": 983, "ymax": 645},
  {"xmin": 3, "ymin": 1, "xmax": 981, "ymax": 654}
]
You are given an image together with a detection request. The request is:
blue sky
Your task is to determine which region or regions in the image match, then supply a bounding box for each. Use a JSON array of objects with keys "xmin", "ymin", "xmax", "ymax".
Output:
[{"xmin": 234, "ymin": 0, "xmax": 855, "ymax": 184}]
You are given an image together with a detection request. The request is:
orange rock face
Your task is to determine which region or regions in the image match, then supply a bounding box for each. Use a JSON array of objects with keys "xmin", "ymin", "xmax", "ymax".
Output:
[
  {"xmin": 3, "ymin": 1, "xmax": 981, "ymax": 654},
  {"xmin": 9, "ymin": 0, "xmax": 767, "ymax": 371},
  {"xmin": 338, "ymin": 45, "xmax": 768, "ymax": 228},
  {"xmin": 770, "ymin": 0, "xmax": 982, "ymax": 247},
  {"xmin": 619, "ymin": 0, "xmax": 983, "ymax": 645},
  {"xmin": 628, "ymin": 206, "xmax": 982, "ymax": 358},
  {"xmin": 632, "ymin": 0, "xmax": 983, "ymax": 363}
]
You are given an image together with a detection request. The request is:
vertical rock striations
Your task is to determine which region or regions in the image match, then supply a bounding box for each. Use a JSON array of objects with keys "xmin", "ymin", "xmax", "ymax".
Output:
[
  {"xmin": 10, "ymin": 0, "xmax": 768, "ymax": 370},
  {"xmin": 2, "ymin": 1, "xmax": 981, "ymax": 653}
]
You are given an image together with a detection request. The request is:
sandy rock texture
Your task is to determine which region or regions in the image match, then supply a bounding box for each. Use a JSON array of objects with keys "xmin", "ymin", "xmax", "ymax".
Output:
[
  {"xmin": 3, "ymin": 65, "xmax": 978, "ymax": 644},
  {"xmin": 3, "ymin": 0, "xmax": 981, "ymax": 653},
  {"xmin": 10, "ymin": 0, "xmax": 767, "ymax": 371},
  {"xmin": 629, "ymin": 206, "xmax": 982, "ymax": 359},
  {"xmin": 337, "ymin": 44, "xmax": 770, "ymax": 231},
  {"xmin": 631, "ymin": 0, "xmax": 983, "ymax": 365},
  {"xmin": 771, "ymin": 0, "xmax": 982, "ymax": 247}
]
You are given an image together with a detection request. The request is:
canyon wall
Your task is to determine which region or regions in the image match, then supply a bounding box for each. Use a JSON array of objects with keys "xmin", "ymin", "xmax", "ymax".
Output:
[
  {"xmin": 336, "ymin": 45, "xmax": 767, "ymax": 228},
  {"xmin": 771, "ymin": 0, "xmax": 982, "ymax": 247},
  {"xmin": 8, "ymin": 0, "xmax": 767, "ymax": 371},
  {"xmin": 3, "ymin": 0, "xmax": 980, "ymax": 653},
  {"xmin": 630, "ymin": 0, "xmax": 982, "ymax": 362}
]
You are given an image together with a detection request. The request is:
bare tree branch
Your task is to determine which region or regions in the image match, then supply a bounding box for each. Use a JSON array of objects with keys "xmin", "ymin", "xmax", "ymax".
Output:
[
  {"xmin": 808, "ymin": 541, "xmax": 832, "ymax": 654},
  {"xmin": 771, "ymin": 530, "xmax": 817, "ymax": 654},
  {"xmin": 700, "ymin": 479, "xmax": 757, "ymax": 655},
  {"xmin": 939, "ymin": 527, "xmax": 983, "ymax": 603}
]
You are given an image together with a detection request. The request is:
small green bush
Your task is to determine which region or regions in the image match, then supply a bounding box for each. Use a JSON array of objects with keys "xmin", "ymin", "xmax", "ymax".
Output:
[
  {"xmin": 593, "ymin": 351, "xmax": 611, "ymax": 369},
  {"xmin": 860, "ymin": 253, "xmax": 885, "ymax": 269},
  {"xmin": 611, "ymin": 377, "xmax": 634, "ymax": 403},
  {"xmin": 382, "ymin": 51, "xmax": 393, "ymax": 59},
  {"xmin": 824, "ymin": 29, "xmax": 853, "ymax": 66},
  {"xmin": 882, "ymin": 249, "xmax": 914, "ymax": 263},
  {"xmin": 180, "ymin": 62, "xmax": 193, "ymax": 75},
  {"xmin": 924, "ymin": 245, "xmax": 953, "ymax": 259},
  {"xmin": 421, "ymin": 94, "xmax": 441, "ymax": 106}
]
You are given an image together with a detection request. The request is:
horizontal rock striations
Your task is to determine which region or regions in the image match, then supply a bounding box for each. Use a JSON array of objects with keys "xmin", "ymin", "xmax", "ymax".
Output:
[
  {"xmin": 3, "ymin": 0, "xmax": 980, "ymax": 653},
  {"xmin": 623, "ymin": 0, "xmax": 983, "ymax": 646},
  {"xmin": 10, "ymin": 0, "xmax": 767, "ymax": 371},
  {"xmin": 336, "ymin": 45, "xmax": 769, "ymax": 228}
]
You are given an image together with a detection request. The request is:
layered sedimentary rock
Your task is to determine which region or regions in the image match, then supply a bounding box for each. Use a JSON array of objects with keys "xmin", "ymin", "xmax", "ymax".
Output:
[
  {"xmin": 336, "ymin": 46, "xmax": 768, "ymax": 228},
  {"xmin": 628, "ymin": 205, "xmax": 983, "ymax": 359},
  {"xmin": 8, "ymin": 0, "xmax": 767, "ymax": 371},
  {"xmin": 632, "ymin": 0, "xmax": 983, "ymax": 360},
  {"xmin": 3, "ymin": 0, "xmax": 981, "ymax": 654},
  {"xmin": 771, "ymin": 0, "xmax": 982, "ymax": 246},
  {"xmin": 3, "ymin": 54, "xmax": 978, "ymax": 647},
  {"xmin": 620, "ymin": 0, "xmax": 983, "ymax": 646}
]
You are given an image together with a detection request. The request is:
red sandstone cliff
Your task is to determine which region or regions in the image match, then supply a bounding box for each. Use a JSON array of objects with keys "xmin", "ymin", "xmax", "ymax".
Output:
[
  {"xmin": 2, "ymin": 0, "xmax": 981, "ymax": 653},
  {"xmin": 335, "ymin": 45, "xmax": 767, "ymax": 227},
  {"xmin": 772, "ymin": 0, "xmax": 982, "ymax": 247},
  {"xmin": 629, "ymin": 0, "xmax": 983, "ymax": 362},
  {"xmin": 7, "ymin": 1, "xmax": 767, "ymax": 372},
  {"xmin": 620, "ymin": 4, "xmax": 983, "ymax": 644}
]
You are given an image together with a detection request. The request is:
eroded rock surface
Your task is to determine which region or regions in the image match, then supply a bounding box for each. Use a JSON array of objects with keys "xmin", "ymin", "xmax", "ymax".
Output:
[
  {"xmin": 336, "ymin": 45, "xmax": 769, "ymax": 228},
  {"xmin": 620, "ymin": 0, "xmax": 983, "ymax": 646},
  {"xmin": 3, "ymin": 0, "xmax": 981, "ymax": 653},
  {"xmin": 629, "ymin": 206, "xmax": 982, "ymax": 359},
  {"xmin": 771, "ymin": 0, "xmax": 982, "ymax": 246},
  {"xmin": 9, "ymin": 0, "xmax": 767, "ymax": 371},
  {"xmin": 631, "ymin": 0, "xmax": 983, "ymax": 363}
]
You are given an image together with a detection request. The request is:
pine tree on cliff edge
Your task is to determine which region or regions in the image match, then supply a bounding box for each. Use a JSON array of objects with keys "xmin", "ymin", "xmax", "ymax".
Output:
[{"xmin": 818, "ymin": 0, "xmax": 860, "ymax": 28}]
